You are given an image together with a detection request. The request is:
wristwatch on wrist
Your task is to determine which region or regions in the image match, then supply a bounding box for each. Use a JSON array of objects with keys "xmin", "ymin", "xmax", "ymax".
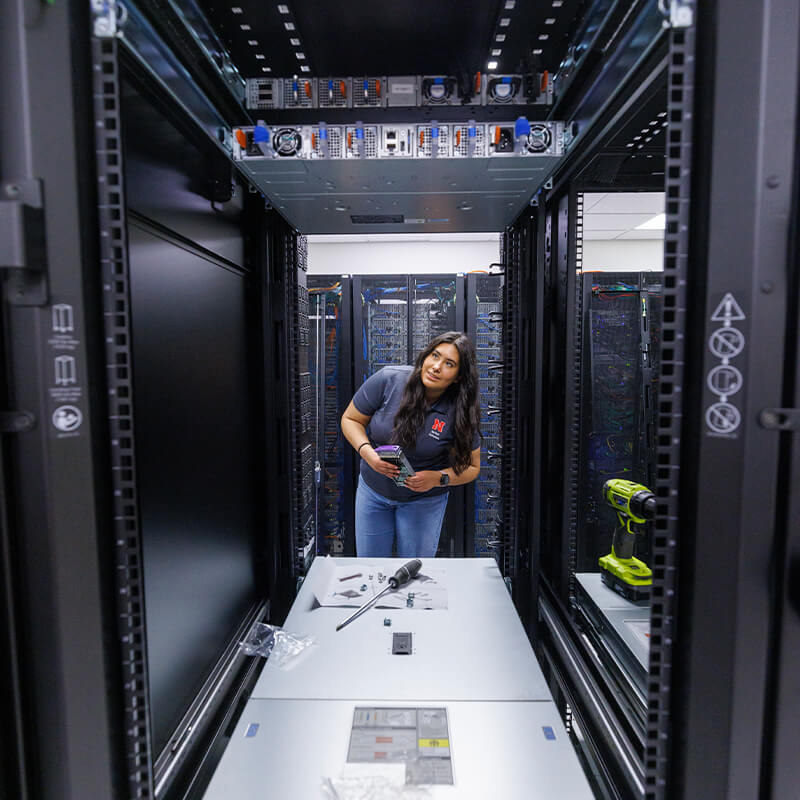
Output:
[{"xmin": 439, "ymin": 472, "xmax": 450, "ymax": 486}]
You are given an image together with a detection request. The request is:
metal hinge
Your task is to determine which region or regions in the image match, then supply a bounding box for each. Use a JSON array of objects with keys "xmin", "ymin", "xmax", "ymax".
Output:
[
  {"xmin": 658, "ymin": 0, "xmax": 694, "ymax": 28},
  {"xmin": 1, "ymin": 180, "xmax": 48, "ymax": 306},
  {"xmin": 759, "ymin": 408, "xmax": 800, "ymax": 431},
  {"xmin": 0, "ymin": 412, "xmax": 36, "ymax": 434}
]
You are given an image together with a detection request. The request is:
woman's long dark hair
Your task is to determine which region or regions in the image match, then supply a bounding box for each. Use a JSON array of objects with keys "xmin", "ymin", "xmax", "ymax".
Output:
[{"xmin": 392, "ymin": 331, "xmax": 481, "ymax": 474}]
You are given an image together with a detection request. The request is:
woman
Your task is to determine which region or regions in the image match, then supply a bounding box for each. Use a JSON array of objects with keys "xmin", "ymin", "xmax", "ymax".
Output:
[{"xmin": 341, "ymin": 331, "xmax": 481, "ymax": 558}]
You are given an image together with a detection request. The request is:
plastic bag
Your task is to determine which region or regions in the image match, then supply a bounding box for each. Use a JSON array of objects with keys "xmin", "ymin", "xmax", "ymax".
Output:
[{"xmin": 239, "ymin": 622, "xmax": 314, "ymax": 668}]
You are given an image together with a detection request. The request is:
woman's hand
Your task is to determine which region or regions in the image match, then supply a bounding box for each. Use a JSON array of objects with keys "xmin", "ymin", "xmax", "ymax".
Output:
[
  {"xmin": 364, "ymin": 449, "xmax": 400, "ymax": 480},
  {"xmin": 404, "ymin": 471, "xmax": 442, "ymax": 492}
]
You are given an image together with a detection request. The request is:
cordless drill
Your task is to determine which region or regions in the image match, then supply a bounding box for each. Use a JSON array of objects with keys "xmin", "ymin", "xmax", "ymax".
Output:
[{"xmin": 598, "ymin": 479, "xmax": 656, "ymax": 601}]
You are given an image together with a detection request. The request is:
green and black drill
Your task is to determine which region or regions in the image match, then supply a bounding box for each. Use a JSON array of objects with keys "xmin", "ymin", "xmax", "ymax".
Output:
[{"xmin": 598, "ymin": 478, "xmax": 656, "ymax": 601}]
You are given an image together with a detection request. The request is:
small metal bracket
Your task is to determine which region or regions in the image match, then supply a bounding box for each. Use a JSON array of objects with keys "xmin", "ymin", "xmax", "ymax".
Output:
[
  {"xmin": 1, "ymin": 179, "xmax": 48, "ymax": 306},
  {"xmin": 659, "ymin": 0, "xmax": 694, "ymax": 28},
  {"xmin": 91, "ymin": 0, "xmax": 127, "ymax": 37},
  {"xmin": 0, "ymin": 412, "xmax": 36, "ymax": 434},
  {"xmin": 759, "ymin": 408, "xmax": 800, "ymax": 431}
]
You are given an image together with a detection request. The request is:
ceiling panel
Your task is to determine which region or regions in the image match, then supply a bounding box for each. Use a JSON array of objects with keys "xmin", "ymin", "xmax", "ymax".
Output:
[
  {"xmin": 582, "ymin": 212, "xmax": 656, "ymax": 230},
  {"xmin": 615, "ymin": 229, "xmax": 666, "ymax": 240},
  {"xmin": 588, "ymin": 191, "xmax": 664, "ymax": 214},
  {"xmin": 198, "ymin": 0, "xmax": 584, "ymax": 80},
  {"xmin": 582, "ymin": 230, "xmax": 628, "ymax": 240}
]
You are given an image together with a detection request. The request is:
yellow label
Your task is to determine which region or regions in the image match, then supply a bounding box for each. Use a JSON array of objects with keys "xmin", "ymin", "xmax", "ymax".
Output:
[{"xmin": 418, "ymin": 738, "xmax": 449, "ymax": 748}]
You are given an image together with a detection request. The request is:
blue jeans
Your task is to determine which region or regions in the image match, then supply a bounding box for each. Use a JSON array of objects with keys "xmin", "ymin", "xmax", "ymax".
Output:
[{"xmin": 355, "ymin": 477, "xmax": 449, "ymax": 558}]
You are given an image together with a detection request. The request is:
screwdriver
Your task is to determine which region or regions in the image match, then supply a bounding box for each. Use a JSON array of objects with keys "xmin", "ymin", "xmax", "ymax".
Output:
[{"xmin": 335, "ymin": 560, "xmax": 422, "ymax": 632}]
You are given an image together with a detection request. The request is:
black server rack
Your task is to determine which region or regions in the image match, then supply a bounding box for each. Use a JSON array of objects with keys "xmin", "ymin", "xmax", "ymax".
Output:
[
  {"xmin": 466, "ymin": 274, "xmax": 504, "ymax": 556},
  {"xmin": 575, "ymin": 272, "xmax": 662, "ymax": 575},
  {"xmin": 353, "ymin": 276, "xmax": 463, "ymax": 384},
  {"xmin": 354, "ymin": 276, "xmax": 410, "ymax": 385},
  {"xmin": 316, "ymin": 273, "xmax": 501, "ymax": 558},
  {"xmin": 308, "ymin": 276, "xmax": 355, "ymax": 555},
  {"xmin": 409, "ymin": 276, "xmax": 464, "ymax": 363},
  {"xmin": 351, "ymin": 275, "xmax": 467, "ymax": 555}
]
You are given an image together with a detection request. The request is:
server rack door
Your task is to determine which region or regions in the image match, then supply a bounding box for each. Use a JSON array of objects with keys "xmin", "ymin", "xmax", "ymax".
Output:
[
  {"xmin": 308, "ymin": 276, "xmax": 354, "ymax": 556},
  {"xmin": 765, "ymin": 33, "xmax": 800, "ymax": 791},
  {"xmin": 354, "ymin": 275, "xmax": 410, "ymax": 385},
  {"xmin": 574, "ymin": 271, "xmax": 662, "ymax": 625},
  {"xmin": 409, "ymin": 275, "xmax": 459, "ymax": 360},
  {"xmin": 467, "ymin": 273, "xmax": 504, "ymax": 557},
  {"xmin": 118, "ymin": 64, "xmax": 271, "ymax": 795},
  {"xmin": 671, "ymin": 0, "xmax": 799, "ymax": 795},
  {"xmin": 349, "ymin": 275, "xmax": 470, "ymax": 557},
  {"xmin": 286, "ymin": 234, "xmax": 315, "ymax": 577},
  {"xmin": 310, "ymin": 288, "xmax": 327, "ymax": 551},
  {"xmin": 410, "ymin": 275, "xmax": 465, "ymax": 556},
  {"xmin": 0, "ymin": 2, "xmax": 120, "ymax": 797},
  {"xmin": 767, "ymin": 246, "xmax": 800, "ymax": 800}
]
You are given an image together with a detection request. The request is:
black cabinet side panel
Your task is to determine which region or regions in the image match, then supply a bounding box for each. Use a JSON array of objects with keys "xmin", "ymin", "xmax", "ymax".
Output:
[
  {"xmin": 121, "ymin": 75, "xmax": 245, "ymax": 269},
  {"xmin": 127, "ymin": 222, "xmax": 258, "ymax": 755}
]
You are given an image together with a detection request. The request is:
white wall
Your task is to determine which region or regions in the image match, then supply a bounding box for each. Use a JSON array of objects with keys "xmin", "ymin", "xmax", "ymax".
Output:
[
  {"xmin": 308, "ymin": 234, "xmax": 500, "ymax": 275},
  {"xmin": 307, "ymin": 234, "xmax": 664, "ymax": 275},
  {"xmin": 583, "ymin": 239, "xmax": 664, "ymax": 272}
]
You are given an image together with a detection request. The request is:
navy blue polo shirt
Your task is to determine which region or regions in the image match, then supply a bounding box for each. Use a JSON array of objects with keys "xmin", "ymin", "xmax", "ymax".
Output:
[{"xmin": 353, "ymin": 365, "xmax": 480, "ymax": 501}]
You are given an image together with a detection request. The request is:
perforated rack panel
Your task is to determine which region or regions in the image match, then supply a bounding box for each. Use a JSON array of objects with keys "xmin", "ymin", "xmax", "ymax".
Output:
[
  {"xmin": 318, "ymin": 77, "xmax": 351, "ymax": 108},
  {"xmin": 410, "ymin": 278, "xmax": 457, "ymax": 361},
  {"xmin": 345, "ymin": 126, "xmax": 379, "ymax": 158},
  {"xmin": 286, "ymin": 232, "xmax": 315, "ymax": 573},
  {"xmin": 646, "ymin": 20, "xmax": 697, "ymax": 800},
  {"xmin": 91, "ymin": 36, "xmax": 155, "ymax": 799},
  {"xmin": 472, "ymin": 276, "xmax": 504, "ymax": 554},
  {"xmin": 352, "ymin": 77, "xmax": 386, "ymax": 107},
  {"xmin": 416, "ymin": 124, "xmax": 451, "ymax": 157},
  {"xmin": 282, "ymin": 77, "xmax": 315, "ymax": 109},
  {"xmin": 311, "ymin": 126, "xmax": 344, "ymax": 158},
  {"xmin": 308, "ymin": 279, "xmax": 347, "ymax": 555},
  {"xmin": 499, "ymin": 231, "xmax": 519, "ymax": 578},
  {"xmin": 453, "ymin": 124, "xmax": 487, "ymax": 157}
]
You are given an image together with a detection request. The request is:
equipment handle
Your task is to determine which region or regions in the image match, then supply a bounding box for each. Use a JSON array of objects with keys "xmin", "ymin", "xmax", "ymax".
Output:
[{"xmin": 389, "ymin": 559, "xmax": 422, "ymax": 588}]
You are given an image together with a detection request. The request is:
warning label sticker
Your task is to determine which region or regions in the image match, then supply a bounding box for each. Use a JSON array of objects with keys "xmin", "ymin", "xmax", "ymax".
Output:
[
  {"xmin": 705, "ymin": 292, "xmax": 746, "ymax": 438},
  {"xmin": 347, "ymin": 707, "xmax": 454, "ymax": 785}
]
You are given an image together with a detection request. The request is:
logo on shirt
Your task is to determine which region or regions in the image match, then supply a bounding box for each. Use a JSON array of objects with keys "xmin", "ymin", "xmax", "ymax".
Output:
[{"xmin": 429, "ymin": 418, "xmax": 446, "ymax": 440}]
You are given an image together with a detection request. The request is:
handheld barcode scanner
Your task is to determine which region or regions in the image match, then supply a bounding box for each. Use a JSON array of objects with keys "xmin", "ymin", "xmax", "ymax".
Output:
[{"xmin": 374, "ymin": 445, "xmax": 416, "ymax": 487}]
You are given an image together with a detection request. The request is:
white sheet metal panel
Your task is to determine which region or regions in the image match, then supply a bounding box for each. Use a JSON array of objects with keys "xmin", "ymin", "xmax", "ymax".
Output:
[
  {"xmin": 203, "ymin": 698, "xmax": 595, "ymax": 800},
  {"xmin": 235, "ymin": 154, "xmax": 561, "ymax": 234},
  {"xmin": 252, "ymin": 557, "xmax": 551, "ymax": 701},
  {"xmin": 575, "ymin": 572, "xmax": 650, "ymax": 670}
]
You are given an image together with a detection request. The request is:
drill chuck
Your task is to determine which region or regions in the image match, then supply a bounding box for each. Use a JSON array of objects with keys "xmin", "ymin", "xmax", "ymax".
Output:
[{"xmin": 630, "ymin": 491, "xmax": 656, "ymax": 521}]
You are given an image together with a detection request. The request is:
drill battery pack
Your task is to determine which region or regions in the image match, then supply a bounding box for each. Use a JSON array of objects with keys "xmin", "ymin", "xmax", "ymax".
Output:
[{"xmin": 599, "ymin": 553, "xmax": 652, "ymax": 602}]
